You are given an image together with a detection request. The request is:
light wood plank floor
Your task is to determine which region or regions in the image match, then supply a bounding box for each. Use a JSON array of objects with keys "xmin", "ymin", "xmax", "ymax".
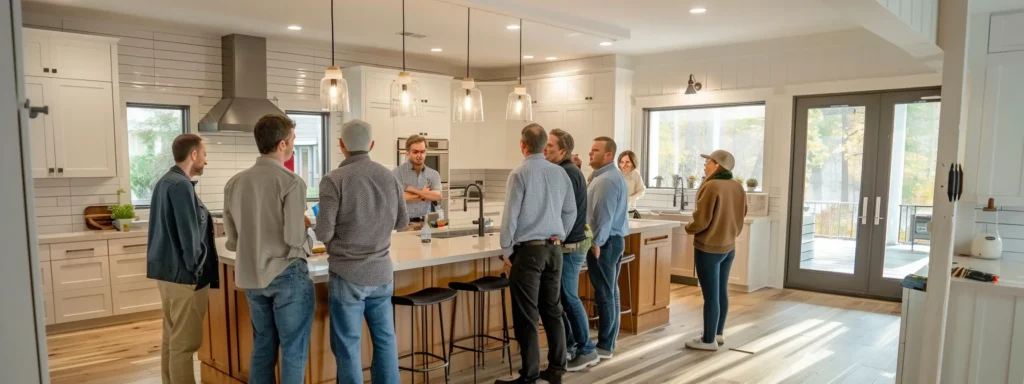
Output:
[{"xmin": 47, "ymin": 285, "xmax": 902, "ymax": 384}]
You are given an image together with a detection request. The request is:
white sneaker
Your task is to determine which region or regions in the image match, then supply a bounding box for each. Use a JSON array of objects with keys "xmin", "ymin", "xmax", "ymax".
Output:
[
  {"xmin": 701, "ymin": 333, "xmax": 725, "ymax": 346},
  {"xmin": 685, "ymin": 337, "xmax": 719, "ymax": 351}
]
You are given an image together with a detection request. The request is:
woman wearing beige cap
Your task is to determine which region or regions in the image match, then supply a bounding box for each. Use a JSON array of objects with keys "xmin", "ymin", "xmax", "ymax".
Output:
[{"xmin": 684, "ymin": 149, "xmax": 747, "ymax": 351}]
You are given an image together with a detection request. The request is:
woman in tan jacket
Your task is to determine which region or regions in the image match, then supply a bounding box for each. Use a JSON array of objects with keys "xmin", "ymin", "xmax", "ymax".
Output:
[{"xmin": 684, "ymin": 149, "xmax": 747, "ymax": 351}]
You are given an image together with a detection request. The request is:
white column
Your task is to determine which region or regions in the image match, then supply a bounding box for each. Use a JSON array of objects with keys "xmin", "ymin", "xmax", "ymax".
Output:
[
  {"xmin": 1, "ymin": 0, "xmax": 50, "ymax": 381},
  {"xmin": 887, "ymin": 105, "xmax": 908, "ymax": 245}
]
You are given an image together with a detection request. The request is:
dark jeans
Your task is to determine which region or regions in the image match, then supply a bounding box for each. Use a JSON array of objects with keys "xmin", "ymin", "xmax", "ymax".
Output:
[
  {"xmin": 243, "ymin": 260, "xmax": 315, "ymax": 384},
  {"xmin": 509, "ymin": 242, "xmax": 567, "ymax": 380},
  {"xmin": 694, "ymin": 248, "xmax": 736, "ymax": 344},
  {"xmin": 586, "ymin": 235, "xmax": 624, "ymax": 352},
  {"xmin": 560, "ymin": 250, "xmax": 594, "ymax": 358}
]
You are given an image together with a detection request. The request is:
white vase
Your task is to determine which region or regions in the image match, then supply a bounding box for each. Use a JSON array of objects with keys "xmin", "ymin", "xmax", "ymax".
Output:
[{"xmin": 115, "ymin": 218, "xmax": 133, "ymax": 232}]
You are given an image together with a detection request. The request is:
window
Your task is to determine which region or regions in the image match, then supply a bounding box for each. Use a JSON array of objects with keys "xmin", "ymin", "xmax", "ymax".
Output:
[
  {"xmin": 287, "ymin": 112, "xmax": 329, "ymax": 199},
  {"xmin": 645, "ymin": 104, "xmax": 766, "ymax": 188},
  {"xmin": 126, "ymin": 104, "xmax": 188, "ymax": 206}
]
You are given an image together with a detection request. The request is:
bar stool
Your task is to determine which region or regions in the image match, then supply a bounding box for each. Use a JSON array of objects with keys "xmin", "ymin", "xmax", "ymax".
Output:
[
  {"xmin": 447, "ymin": 275, "xmax": 514, "ymax": 383},
  {"xmin": 581, "ymin": 253, "xmax": 634, "ymax": 321},
  {"xmin": 392, "ymin": 287, "xmax": 458, "ymax": 384}
]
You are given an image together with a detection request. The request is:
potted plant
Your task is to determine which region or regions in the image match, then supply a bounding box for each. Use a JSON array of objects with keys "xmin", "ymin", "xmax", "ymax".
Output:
[
  {"xmin": 735, "ymin": 177, "xmax": 744, "ymax": 185},
  {"xmin": 746, "ymin": 178, "xmax": 759, "ymax": 192},
  {"xmin": 686, "ymin": 175, "xmax": 697, "ymax": 189},
  {"xmin": 110, "ymin": 188, "xmax": 136, "ymax": 232},
  {"xmin": 654, "ymin": 175, "xmax": 664, "ymax": 188}
]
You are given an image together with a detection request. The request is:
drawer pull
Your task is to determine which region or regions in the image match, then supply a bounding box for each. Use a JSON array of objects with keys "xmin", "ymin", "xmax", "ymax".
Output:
[
  {"xmin": 645, "ymin": 235, "xmax": 669, "ymax": 245},
  {"xmin": 122, "ymin": 244, "xmax": 147, "ymax": 253},
  {"xmin": 66, "ymin": 248, "xmax": 96, "ymax": 255}
]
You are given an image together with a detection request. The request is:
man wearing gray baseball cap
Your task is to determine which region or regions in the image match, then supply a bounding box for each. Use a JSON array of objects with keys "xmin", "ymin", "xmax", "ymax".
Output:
[{"xmin": 684, "ymin": 149, "xmax": 747, "ymax": 351}]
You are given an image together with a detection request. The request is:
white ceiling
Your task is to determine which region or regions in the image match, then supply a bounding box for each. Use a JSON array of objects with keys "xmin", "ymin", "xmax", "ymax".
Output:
[{"xmin": 25, "ymin": 0, "xmax": 860, "ymax": 68}]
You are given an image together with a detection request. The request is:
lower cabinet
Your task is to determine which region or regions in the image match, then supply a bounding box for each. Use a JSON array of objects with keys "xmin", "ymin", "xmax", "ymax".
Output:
[
  {"xmin": 669, "ymin": 218, "xmax": 771, "ymax": 292},
  {"xmin": 54, "ymin": 286, "xmax": 113, "ymax": 323},
  {"xmin": 112, "ymin": 281, "xmax": 161, "ymax": 315},
  {"xmin": 51, "ymin": 256, "xmax": 111, "ymax": 291}
]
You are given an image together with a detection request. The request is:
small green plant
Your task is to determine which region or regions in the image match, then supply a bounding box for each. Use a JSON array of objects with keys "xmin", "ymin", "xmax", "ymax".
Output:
[
  {"xmin": 687, "ymin": 175, "xmax": 697, "ymax": 183},
  {"xmin": 110, "ymin": 188, "xmax": 136, "ymax": 220},
  {"xmin": 735, "ymin": 177, "xmax": 744, "ymax": 184},
  {"xmin": 746, "ymin": 178, "xmax": 759, "ymax": 189}
]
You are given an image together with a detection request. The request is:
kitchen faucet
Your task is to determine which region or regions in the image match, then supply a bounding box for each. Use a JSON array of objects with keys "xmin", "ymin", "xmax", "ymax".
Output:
[
  {"xmin": 463, "ymin": 183, "xmax": 485, "ymax": 237},
  {"xmin": 672, "ymin": 175, "xmax": 684, "ymax": 208}
]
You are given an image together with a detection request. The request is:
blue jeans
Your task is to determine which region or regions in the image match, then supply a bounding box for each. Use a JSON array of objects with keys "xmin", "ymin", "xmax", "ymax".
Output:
[
  {"xmin": 694, "ymin": 249, "xmax": 736, "ymax": 344},
  {"xmin": 586, "ymin": 235, "xmax": 624, "ymax": 352},
  {"xmin": 328, "ymin": 274, "xmax": 399, "ymax": 384},
  {"xmin": 560, "ymin": 250, "xmax": 594, "ymax": 357},
  {"xmin": 244, "ymin": 260, "xmax": 315, "ymax": 384}
]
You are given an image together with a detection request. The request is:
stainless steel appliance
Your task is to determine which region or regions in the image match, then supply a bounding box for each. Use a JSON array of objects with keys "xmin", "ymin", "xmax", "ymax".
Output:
[{"xmin": 396, "ymin": 137, "xmax": 449, "ymax": 183}]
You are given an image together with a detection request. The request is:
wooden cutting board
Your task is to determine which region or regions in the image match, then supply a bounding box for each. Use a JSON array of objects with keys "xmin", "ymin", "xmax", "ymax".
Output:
[{"xmin": 83, "ymin": 206, "xmax": 114, "ymax": 230}]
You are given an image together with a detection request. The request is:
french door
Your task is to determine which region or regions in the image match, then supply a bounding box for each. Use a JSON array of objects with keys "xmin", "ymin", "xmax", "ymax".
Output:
[{"xmin": 787, "ymin": 89, "xmax": 941, "ymax": 299}]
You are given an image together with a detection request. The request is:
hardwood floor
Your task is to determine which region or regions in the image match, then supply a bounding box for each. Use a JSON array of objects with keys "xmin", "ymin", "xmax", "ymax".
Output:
[{"xmin": 46, "ymin": 284, "xmax": 901, "ymax": 384}]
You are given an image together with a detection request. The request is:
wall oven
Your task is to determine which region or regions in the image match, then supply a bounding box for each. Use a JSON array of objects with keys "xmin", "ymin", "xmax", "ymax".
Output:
[{"xmin": 396, "ymin": 138, "xmax": 449, "ymax": 183}]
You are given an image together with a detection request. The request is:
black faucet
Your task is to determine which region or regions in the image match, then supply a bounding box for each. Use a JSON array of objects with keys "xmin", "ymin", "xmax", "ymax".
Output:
[
  {"xmin": 672, "ymin": 175, "xmax": 683, "ymax": 208},
  {"xmin": 463, "ymin": 183, "xmax": 485, "ymax": 237}
]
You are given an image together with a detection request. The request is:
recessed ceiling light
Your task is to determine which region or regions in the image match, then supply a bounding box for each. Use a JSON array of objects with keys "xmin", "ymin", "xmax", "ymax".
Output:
[
  {"xmin": 506, "ymin": 24, "xmax": 520, "ymax": 30},
  {"xmin": 287, "ymin": 25, "xmax": 302, "ymax": 31},
  {"xmin": 600, "ymin": 41, "xmax": 613, "ymax": 46},
  {"xmin": 546, "ymin": 56, "xmax": 557, "ymax": 61},
  {"xmin": 523, "ymin": 55, "xmax": 534, "ymax": 59},
  {"xmin": 431, "ymin": 48, "xmax": 442, "ymax": 52},
  {"xmin": 689, "ymin": 7, "xmax": 707, "ymax": 14}
]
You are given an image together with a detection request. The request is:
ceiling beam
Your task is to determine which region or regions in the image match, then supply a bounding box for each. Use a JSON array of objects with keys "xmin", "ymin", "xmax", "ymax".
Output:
[
  {"xmin": 437, "ymin": 0, "xmax": 631, "ymax": 41},
  {"xmin": 822, "ymin": 0, "xmax": 943, "ymax": 67}
]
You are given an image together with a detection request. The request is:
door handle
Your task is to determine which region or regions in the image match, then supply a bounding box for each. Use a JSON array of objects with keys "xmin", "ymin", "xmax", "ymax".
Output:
[
  {"xmin": 874, "ymin": 196, "xmax": 884, "ymax": 225},
  {"xmin": 24, "ymin": 99, "xmax": 49, "ymax": 119},
  {"xmin": 858, "ymin": 197, "xmax": 868, "ymax": 225}
]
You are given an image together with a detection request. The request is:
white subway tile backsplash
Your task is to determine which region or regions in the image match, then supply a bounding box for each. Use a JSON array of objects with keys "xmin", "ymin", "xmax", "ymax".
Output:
[
  {"xmin": 205, "ymin": 152, "xmax": 236, "ymax": 162},
  {"xmin": 37, "ymin": 225, "xmax": 73, "ymax": 235},
  {"xmin": 35, "ymin": 186, "xmax": 71, "ymax": 197},
  {"xmin": 35, "ymin": 206, "xmax": 73, "ymax": 217},
  {"xmin": 34, "ymin": 178, "xmax": 70, "ymax": 188},
  {"xmin": 36, "ymin": 216, "xmax": 73, "ymax": 226},
  {"xmin": 974, "ymin": 207, "xmax": 1024, "ymax": 255},
  {"xmin": 69, "ymin": 195, "xmax": 119, "ymax": 206},
  {"xmin": 35, "ymin": 197, "xmax": 57, "ymax": 207},
  {"xmin": 68, "ymin": 177, "xmax": 119, "ymax": 187},
  {"xmin": 57, "ymin": 197, "xmax": 72, "ymax": 206},
  {"xmin": 70, "ymin": 184, "xmax": 120, "ymax": 196}
]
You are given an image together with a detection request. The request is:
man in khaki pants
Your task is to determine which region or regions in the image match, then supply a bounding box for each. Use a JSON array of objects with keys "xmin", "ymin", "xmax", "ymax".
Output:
[{"xmin": 146, "ymin": 134, "xmax": 211, "ymax": 383}]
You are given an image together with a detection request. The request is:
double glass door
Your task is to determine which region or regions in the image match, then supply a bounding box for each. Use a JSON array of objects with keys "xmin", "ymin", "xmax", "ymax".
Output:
[{"xmin": 787, "ymin": 89, "xmax": 941, "ymax": 299}]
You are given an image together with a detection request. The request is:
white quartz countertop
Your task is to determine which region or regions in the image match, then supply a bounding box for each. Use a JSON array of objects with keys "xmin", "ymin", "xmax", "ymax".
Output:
[
  {"xmin": 216, "ymin": 219, "xmax": 681, "ymax": 284},
  {"xmin": 912, "ymin": 255, "xmax": 1024, "ymax": 294},
  {"xmin": 38, "ymin": 229, "xmax": 147, "ymax": 244}
]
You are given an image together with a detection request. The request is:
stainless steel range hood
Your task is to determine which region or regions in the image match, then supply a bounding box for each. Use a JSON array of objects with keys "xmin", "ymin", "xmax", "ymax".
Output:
[{"xmin": 198, "ymin": 34, "xmax": 285, "ymax": 133}]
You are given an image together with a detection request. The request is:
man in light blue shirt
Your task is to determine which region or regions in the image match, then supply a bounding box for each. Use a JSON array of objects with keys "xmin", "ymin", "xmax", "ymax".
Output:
[
  {"xmin": 586, "ymin": 136, "xmax": 629, "ymax": 360},
  {"xmin": 497, "ymin": 124, "xmax": 576, "ymax": 384}
]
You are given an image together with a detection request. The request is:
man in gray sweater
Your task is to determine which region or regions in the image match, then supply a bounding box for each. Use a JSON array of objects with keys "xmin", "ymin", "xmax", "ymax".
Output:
[
  {"xmin": 315, "ymin": 119, "xmax": 408, "ymax": 384},
  {"xmin": 223, "ymin": 114, "xmax": 315, "ymax": 383}
]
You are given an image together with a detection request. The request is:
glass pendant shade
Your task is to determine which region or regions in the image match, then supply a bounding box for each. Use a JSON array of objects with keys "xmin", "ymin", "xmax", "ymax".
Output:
[
  {"xmin": 505, "ymin": 84, "xmax": 533, "ymax": 121},
  {"xmin": 390, "ymin": 72, "xmax": 422, "ymax": 117},
  {"xmin": 453, "ymin": 78, "xmax": 484, "ymax": 122},
  {"xmin": 319, "ymin": 66, "xmax": 350, "ymax": 112}
]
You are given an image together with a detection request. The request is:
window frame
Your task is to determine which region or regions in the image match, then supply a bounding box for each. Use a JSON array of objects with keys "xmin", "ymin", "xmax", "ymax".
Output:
[
  {"xmin": 285, "ymin": 110, "xmax": 330, "ymax": 201},
  {"xmin": 642, "ymin": 101, "xmax": 767, "ymax": 189},
  {"xmin": 125, "ymin": 102, "xmax": 190, "ymax": 208}
]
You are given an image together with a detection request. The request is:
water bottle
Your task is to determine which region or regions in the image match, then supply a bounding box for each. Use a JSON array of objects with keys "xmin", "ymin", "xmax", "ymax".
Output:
[{"xmin": 420, "ymin": 217, "xmax": 431, "ymax": 243}]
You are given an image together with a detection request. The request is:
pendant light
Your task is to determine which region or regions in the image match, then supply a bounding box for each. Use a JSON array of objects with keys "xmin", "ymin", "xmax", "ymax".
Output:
[
  {"xmin": 320, "ymin": 0, "xmax": 350, "ymax": 112},
  {"xmin": 505, "ymin": 19, "xmax": 533, "ymax": 121},
  {"xmin": 453, "ymin": 7, "xmax": 484, "ymax": 123},
  {"xmin": 390, "ymin": 0, "xmax": 422, "ymax": 117}
]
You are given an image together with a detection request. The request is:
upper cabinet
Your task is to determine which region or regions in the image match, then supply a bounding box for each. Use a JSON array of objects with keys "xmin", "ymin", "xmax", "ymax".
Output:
[
  {"xmin": 989, "ymin": 12, "xmax": 1024, "ymax": 53},
  {"xmin": 23, "ymin": 29, "xmax": 120, "ymax": 179},
  {"xmin": 526, "ymin": 71, "xmax": 615, "ymax": 105},
  {"xmin": 975, "ymin": 51, "xmax": 1024, "ymax": 204},
  {"xmin": 22, "ymin": 29, "xmax": 113, "ymax": 82}
]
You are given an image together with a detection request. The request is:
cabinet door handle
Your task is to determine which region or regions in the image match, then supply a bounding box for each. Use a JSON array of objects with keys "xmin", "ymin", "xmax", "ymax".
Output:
[
  {"xmin": 52, "ymin": 68, "xmax": 57, "ymax": 74},
  {"xmin": 43, "ymin": 68, "xmax": 50, "ymax": 73},
  {"xmin": 57, "ymin": 167, "xmax": 63, "ymax": 173},
  {"xmin": 48, "ymin": 168, "xmax": 55, "ymax": 174},
  {"xmin": 24, "ymin": 99, "xmax": 49, "ymax": 119},
  {"xmin": 645, "ymin": 235, "xmax": 670, "ymax": 245}
]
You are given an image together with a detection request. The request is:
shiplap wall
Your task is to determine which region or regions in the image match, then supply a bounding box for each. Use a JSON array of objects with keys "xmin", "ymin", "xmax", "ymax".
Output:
[{"xmin": 876, "ymin": 0, "xmax": 939, "ymax": 44}]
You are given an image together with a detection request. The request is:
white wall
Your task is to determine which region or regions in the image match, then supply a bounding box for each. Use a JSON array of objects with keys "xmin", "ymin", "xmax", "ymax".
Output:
[
  {"xmin": 876, "ymin": 0, "xmax": 939, "ymax": 44},
  {"xmin": 628, "ymin": 28, "xmax": 940, "ymax": 288}
]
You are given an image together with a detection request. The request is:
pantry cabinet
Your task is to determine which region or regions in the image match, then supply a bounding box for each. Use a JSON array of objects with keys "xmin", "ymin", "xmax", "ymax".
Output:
[
  {"xmin": 975, "ymin": 51, "xmax": 1024, "ymax": 206},
  {"xmin": 23, "ymin": 29, "xmax": 120, "ymax": 179}
]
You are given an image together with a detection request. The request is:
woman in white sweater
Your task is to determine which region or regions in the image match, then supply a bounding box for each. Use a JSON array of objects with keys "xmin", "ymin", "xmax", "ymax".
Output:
[{"xmin": 618, "ymin": 150, "xmax": 646, "ymax": 217}]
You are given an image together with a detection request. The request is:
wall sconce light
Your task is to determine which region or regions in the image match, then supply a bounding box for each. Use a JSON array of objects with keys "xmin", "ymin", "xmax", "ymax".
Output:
[{"xmin": 685, "ymin": 74, "xmax": 702, "ymax": 95}]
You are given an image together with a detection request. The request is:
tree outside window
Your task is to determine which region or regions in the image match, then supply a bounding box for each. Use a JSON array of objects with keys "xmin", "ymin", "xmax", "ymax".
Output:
[
  {"xmin": 647, "ymin": 104, "xmax": 766, "ymax": 189},
  {"xmin": 126, "ymin": 104, "xmax": 187, "ymax": 206}
]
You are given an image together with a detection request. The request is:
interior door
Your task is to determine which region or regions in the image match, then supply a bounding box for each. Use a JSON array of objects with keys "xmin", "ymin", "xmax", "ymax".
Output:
[{"xmin": 787, "ymin": 94, "xmax": 882, "ymax": 295}]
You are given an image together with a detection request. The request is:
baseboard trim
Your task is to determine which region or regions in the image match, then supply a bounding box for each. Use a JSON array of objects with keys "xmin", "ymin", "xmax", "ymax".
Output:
[{"xmin": 672, "ymin": 275, "xmax": 698, "ymax": 285}]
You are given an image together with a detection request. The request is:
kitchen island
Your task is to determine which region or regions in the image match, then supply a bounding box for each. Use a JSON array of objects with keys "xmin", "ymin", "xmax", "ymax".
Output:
[{"xmin": 199, "ymin": 219, "xmax": 679, "ymax": 384}]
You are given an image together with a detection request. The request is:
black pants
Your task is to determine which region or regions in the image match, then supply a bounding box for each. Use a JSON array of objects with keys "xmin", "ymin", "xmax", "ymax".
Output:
[{"xmin": 509, "ymin": 242, "xmax": 567, "ymax": 381}]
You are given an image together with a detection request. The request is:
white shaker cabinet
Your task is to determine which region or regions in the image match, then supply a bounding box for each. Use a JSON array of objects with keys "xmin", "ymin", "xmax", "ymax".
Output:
[
  {"xmin": 22, "ymin": 28, "xmax": 112, "ymax": 82},
  {"xmin": 975, "ymin": 51, "xmax": 1024, "ymax": 205}
]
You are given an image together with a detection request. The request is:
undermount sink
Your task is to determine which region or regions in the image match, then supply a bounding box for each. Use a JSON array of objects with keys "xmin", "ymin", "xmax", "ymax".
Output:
[{"xmin": 430, "ymin": 227, "xmax": 501, "ymax": 239}]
